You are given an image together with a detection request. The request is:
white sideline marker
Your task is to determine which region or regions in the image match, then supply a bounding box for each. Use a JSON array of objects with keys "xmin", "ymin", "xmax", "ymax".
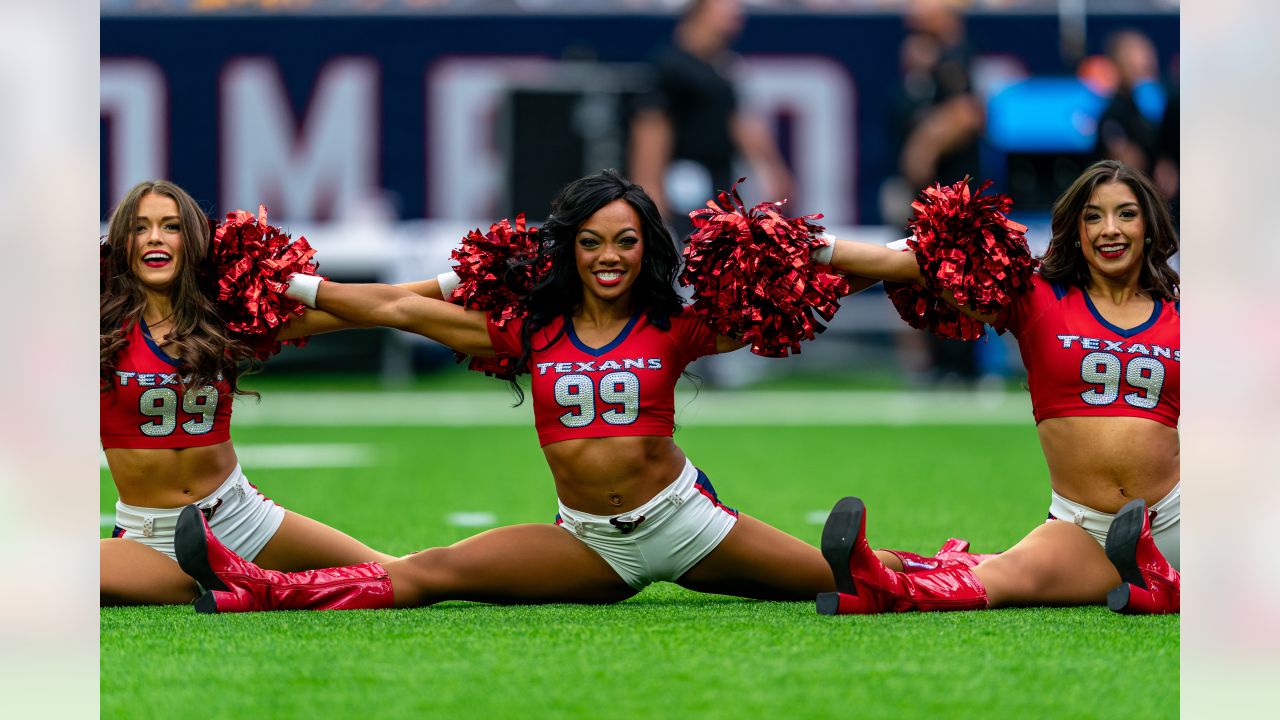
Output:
[
  {"xmin": 103, "ymin": 511, "xmax": 501, "ymax": 529},
  {"xmin": 805, "ymin": 510, "xmax": 830, "ymax": 525},
  {"xmin": 233, "ymin": 390, "xmax": 1034, "ymax": 427},
  {"xmin": 100, "ymin": 443, "xmax": 375, "ymax": 469},
  {"xmin": 446, "ymin": 512, "xmax": 497, "ymax": 527}
]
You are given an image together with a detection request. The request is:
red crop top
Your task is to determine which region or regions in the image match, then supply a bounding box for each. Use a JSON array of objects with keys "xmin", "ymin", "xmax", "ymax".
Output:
[
  {"xmin": 100, "ymin": 320, "xmax": 234, "ymax": 449},
  {"xmin": 487, "ymin": 306, "xmax": 719, "ymax": 446},
  {"xmin": 1002, "ymin": 274, "xmax": 1179, "ymax": 428}
]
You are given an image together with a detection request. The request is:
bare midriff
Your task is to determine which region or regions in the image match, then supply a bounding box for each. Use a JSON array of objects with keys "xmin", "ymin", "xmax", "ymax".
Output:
[
  {"xmin": 1037, "ymin": 415, "xmax": 1179, "ymax": 513},
  {"xmin": 105, "ymin": 440, "xmax": 239, "ymax": 508},
  {"xmin": 543, "ymin": 435, "xmax": 687, "ymax": 516}
]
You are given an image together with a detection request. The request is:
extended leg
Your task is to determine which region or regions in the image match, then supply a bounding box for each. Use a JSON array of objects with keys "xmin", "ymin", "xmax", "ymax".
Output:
[
  {"xmin": 387, "ymin": 523, "xmax": 638, "ymax": 606},
  {"xmin": 253, "ymin": 510, "xmax": 397, "ymax": 570},
  {"xmin": 100, "ymin": 538, "xmax": 199, "ymax": 606},
  {"xmin": 971, "ymin": 520, "xmax": 1120, "ymax": 608},
  {"xmin": 675, "ymin": 514, "xmax": 835, "ymax": 600},
  {"xmin": 176, "ymin": 506, "xmax": 636, "ymax": 612}
]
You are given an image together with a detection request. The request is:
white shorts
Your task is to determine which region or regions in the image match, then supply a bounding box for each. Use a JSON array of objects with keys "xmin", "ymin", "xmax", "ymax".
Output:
[
  {"xmin": 1048, "ymin": 482, "xmax": 1180, "ymax": 570},
  {"xmin": 111, "ymin": 465, "xmax": 286, "ymax": 563},
  {"xmin": 556, "ymin": 459, "xmax": 739, "ymax": 589}
]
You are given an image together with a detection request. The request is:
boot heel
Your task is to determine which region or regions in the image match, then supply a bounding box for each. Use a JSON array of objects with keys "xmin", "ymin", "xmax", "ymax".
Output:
[
  {"xmin": 1106, "ymin": 583, "xmax": 1133, "ymax": 613},
  {"xmin": 1104, "ymin": 499, "xmax": 1148, "ymax": 590},
  {"xmin": 821, "ymin": 497, "xmax": 864, "ymax": 595}
]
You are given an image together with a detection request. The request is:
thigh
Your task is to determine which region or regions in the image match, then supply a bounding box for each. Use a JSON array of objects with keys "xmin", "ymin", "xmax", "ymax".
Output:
[
  {"xmin": 100, "ymin": 538, "xmax": 198, "ymax": 606},
  {"xmin": 676, "ymin": 514, "xmax": 835, "ymax": 600},
  {"xmin": 253, "ymin": 511, "xmax": 397, "ymax": 571},
  {"xmin": 387, "ymin": 523, "xmax": 637, "ymax": 607},
  {"xmin": 974, "ymin": 520, "xmax": 1120, "ymax": 608}
]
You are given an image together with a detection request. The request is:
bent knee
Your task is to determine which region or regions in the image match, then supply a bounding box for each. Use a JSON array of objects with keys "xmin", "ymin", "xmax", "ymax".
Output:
[{"xmin": 387, "ymin": 547, "xmax": 461, "ymax": 604}]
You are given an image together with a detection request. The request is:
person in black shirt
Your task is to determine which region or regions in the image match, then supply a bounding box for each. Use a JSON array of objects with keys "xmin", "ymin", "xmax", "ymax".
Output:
[
  {"xmin": 1093, "ymin": 30, "xmax": 1161, "ymax": 176},
  {"xmin": 629, "ymin": 0, "xmax": 791, "ymax": 236}
]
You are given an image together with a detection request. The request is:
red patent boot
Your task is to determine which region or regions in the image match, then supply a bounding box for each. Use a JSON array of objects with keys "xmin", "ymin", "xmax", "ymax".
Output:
[
  {"xmin": 817, "ymin": 497, "xmax": 989, "ymax": 615},
  {"xmin": 175, "ymin": 505, "xmax": 394, "ymax": 614},
  {"xmin": 881, "ymin": 538, "xmax": 1001, "ymax": 573},
  {"xmin": 1104, "ymin": 499, "xmax": 1180, "ymax": 615},
  {"xmin": 879, "ymin": 548, "xmax": 948, "ymax": 573},
  {"xmin": 933, "ymin": 538, "xmax": 1001, "ymax": 569}
]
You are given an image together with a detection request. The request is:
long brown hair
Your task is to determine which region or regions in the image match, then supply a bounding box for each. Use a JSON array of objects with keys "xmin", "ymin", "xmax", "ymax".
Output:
[
  {"xmin": 100, "ymin": 180, "xmax": 255, "ymax": 395},
  {"xmin": 1039, "ymin": 160, "xmax": 1179, "ymax": 300}
]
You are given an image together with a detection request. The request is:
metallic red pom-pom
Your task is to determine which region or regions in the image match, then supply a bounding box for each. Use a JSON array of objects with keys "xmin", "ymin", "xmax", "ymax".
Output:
[
  {"xmin": 209, "ymin": 206, "xmax": 320, "ymax": 359},
  {"xmin": 447, "ymin": 214, "xmax": 548, "ymax": 379},
  {"xmin": 680, "ymin": 180, "xmax": 849, "ymax": 357},
  {"xmin": 884, "ymin": 178, "xmax": 1035, "ymax": 341},
  {"xmin": 448, "ymin": 214, "xmax": 546, "ymax": 322}
]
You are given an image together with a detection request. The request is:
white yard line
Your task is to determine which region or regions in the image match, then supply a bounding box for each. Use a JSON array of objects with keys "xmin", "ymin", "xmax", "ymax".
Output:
[
  {"xmin": 445, "ymin": 512, "xmax": 498, "ymax": 527},
  {"xmin": 805, "ymin": 510, "xmax": 831, "ymax": 525},
  {"xmin": 231, "ymin": 390, "xmax": 1033, "ymax": 427},
  {"xmin": 100, "ymin": 443, "xmax": 375, "ymax": 469}
]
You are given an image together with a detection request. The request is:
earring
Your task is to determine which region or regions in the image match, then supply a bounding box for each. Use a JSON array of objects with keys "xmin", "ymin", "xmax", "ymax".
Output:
[
  {"xmin": 1145, "ymin": 237, "xmax": 1152, "ymax": 245},
  {"xmin": 1074, "ymin": 241, "xmax": 1081, "ymax": 247}
]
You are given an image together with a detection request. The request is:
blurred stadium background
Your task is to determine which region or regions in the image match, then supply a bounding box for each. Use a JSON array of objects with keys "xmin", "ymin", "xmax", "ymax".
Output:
[
  {"xmin": 100, "ymin": 0, "xmax": 1180, "ymax": 391},
  {"xmin": 98, "ymin": 4, "xmax": 1185, "ymax": 717}
]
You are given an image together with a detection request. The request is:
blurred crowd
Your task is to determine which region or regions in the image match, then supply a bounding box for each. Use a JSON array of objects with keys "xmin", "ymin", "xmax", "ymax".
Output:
[
  {"xmin": 101, "ymin": 0, "xmax": 1181, "ymax": 15},
  {"xmin": 877, "ymin": 0, "xmax": 1178, "ymax": 386},
  {"xmin": 101, "ymin": 0, "xmax": 1180, "ymax": 389}
]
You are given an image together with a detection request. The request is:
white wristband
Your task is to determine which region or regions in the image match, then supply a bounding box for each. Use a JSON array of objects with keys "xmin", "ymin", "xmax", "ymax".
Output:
[
  {"xmin": 437, "ymin": 270, "xmax": 461, "ymax": 299},
  {"xmin": 886, "ymin": 236, "xmax": 913, "ymax": 251},
  {"xmin": 285, "ymin": 273, "xmax": 322, "ymax": 308},
  {"xmin": 810, "ymin": 234, "xmax": 835, "ymax": 265}
]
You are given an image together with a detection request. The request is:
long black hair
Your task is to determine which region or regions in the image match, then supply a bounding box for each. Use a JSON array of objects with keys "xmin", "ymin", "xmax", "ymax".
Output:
[
  {"xmin": 1039, "ymin": 160, "xmax": 1179, "ymax": 300},
  {"xmin": 510, "ymin": 169, "xmax": 685, "ymax": 401}
]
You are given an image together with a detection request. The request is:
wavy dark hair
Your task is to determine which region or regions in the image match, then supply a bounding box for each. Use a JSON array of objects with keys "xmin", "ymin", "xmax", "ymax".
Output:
[
  {"xmin": 510, "ymin": 169, "xmax": 685, "ymax": 402},
  {"xmin": 100, "ymin": 180, "xmax": 256, "ymax": 396},
  {"xmin": 1039, "ymin": 159, "xmax": 1179, "ymax": 300}
]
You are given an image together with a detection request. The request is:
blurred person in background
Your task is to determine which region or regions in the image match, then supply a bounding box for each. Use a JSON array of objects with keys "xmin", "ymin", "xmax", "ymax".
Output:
[
  {"xmin": 1093, "ymin": 30, "xmax": 1161, "ymax": 177},
  {"xmin": 99, "ymin": 180, "xmax": 444, "ymax": 605},
  {"xmin": 817, "ymin": 160, "xmax": 1181, "ymax": 617},
  {"xmin": 630, "ymin": 0, "xmax": 795, "ymax": 388},
  {"xmin": 892, "ymin": 0, "xmax": 984, "ymax": 194},
  {"xmin": 628, "ymin": 0, "xmax": 792, "ymax": 238},
  {"xmin": 1153, "ymin": 84, "xmax": 1179, "ymax": 226},
  {"xmin": 169, "ymin": 170, "xmax": 946, "ymax": 614},
  {"xmin": 884, "ymin": 0, "xmax": 990, "ymax": 387}
]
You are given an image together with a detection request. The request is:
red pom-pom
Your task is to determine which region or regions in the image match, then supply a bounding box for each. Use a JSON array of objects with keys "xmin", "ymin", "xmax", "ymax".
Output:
[
  {"xmin": 446, "ymin": 214, "xmax": 548, "ymax": 379},
  {"xmin": 209, "ymin": 206, "xmax": 321, "ymax": 359},
  {"xmin": 680, "ymin": 180, "xmax": 849, "ymax": 357},
  {"xmin": 448, "ymin": 214, "xmax": 546, "ymax": 322},
  {"xmin": 885, "ymin": 178, "xmax": 1035, "ymax": 341}
]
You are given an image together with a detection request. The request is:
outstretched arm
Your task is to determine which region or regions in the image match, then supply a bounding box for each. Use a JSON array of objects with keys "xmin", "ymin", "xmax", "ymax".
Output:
[
  {"xmin": 275, "ymin": 276, "xmax": 447, "ymax": 341},
  {"xmin": 287, "ymin": 276, "xmax": 494, "ymax": 356},
  {"xmin": 825, "ymin": 238, "xmax": 999, "ymax": 324},
  {"xmin": 826, "ymin": 239, "xmax": 923, "ymax": 286},
  {"xmin": 811, "ymin": 237, "xmax": 923, "ymax": 296}
]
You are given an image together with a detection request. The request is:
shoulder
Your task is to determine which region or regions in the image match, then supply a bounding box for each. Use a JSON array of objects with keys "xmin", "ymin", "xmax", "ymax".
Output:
[
  {"xmin": 1023, "ymin": 272, "xmax": 1076, "ymax": 307},
  {"xmin": 665, "ymin": 305, "xmax": 711, "ymax": 332}
]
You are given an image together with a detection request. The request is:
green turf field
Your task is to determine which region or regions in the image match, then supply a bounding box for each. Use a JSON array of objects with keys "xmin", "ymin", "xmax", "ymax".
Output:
[{"xmin": 100, "ymin": 386, "xmax": 1178, "ymax": 719}]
